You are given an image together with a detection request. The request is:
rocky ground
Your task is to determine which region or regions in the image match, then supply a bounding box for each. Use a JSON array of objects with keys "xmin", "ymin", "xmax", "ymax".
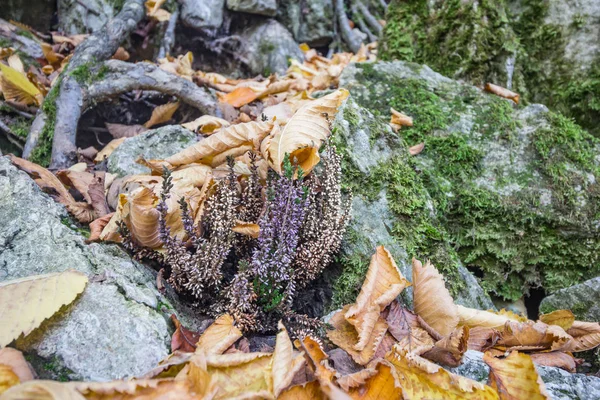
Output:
[{"xmin": 1, "ymin": 0, "xmax": 600, "ymax": 398}]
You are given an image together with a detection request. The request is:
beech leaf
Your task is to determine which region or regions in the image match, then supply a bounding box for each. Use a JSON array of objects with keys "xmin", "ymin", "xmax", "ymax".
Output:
[
  {"xmin": 195, "ymin": 314, "xmax": 243, "ymax": 356},
  {"xmin": 105, "ymin": 123, "xmax": 148, "ymax": 139},
  {"xmin": 538, "ymin": 310, "xmax": 575, "ymax": 331},
  {"xmin": 181, "ymin": 115, "xmax": 230, "ymax": 135},
  {"xmin": 266, "ymin": 88, "xmax": 349, "ymax": 176},
  {"xmin": 412, "ymin": 258, "xmax": 459, "ymax": 337},
  {"xmin": 219, "ymin": 87, "xmax": 258, "ymax": 108},
  {"xmin": 144, "ymin": 101, "xmax": 180, "ymax": 128},
  {"xmin": 484, "ymin": 351, "xmax": 550, "ymax": 400},
  {"xmin": 0, "ymin": 270, "xmax": 88, "ymax": 347},
  {"xmin": 0, "ymin": 63, "xmax": 42, "ymax": 106}
]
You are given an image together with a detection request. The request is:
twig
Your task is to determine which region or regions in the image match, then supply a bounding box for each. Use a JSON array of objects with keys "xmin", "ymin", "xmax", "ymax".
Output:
[
  {"xmin": 352, "ymin": 5, "xmax": 377, "ymax": 43},
  {"xmin": 157, "ymin": 8, "xmax": 179, "ymax": 59},
  {"xmin": 75, "ymin": 0, "xmax": 101, "ymax": 16},
  {"xmin": 335, "ymin": 0, "xmax": 363, "ymax": 52},
  {"xmin": 354, "ymin": 1, "xmax": 383, "ymax": 35},
  {"xmin": 0, "ymin": 101, "xmax": 34, "ymax": 119}
]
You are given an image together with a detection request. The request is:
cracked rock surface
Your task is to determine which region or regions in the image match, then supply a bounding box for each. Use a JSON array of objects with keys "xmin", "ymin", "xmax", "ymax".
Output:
[{"xmin": 0, "ymin": 156, "xmax": 170, "ymax": 381}]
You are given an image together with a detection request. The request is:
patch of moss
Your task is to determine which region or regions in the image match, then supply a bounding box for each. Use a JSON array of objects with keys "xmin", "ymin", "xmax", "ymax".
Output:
[
  {"xmin": 379, "ymin": 0, "xmax": 518, "ymax": 86},
  {"xmin": 8, "ymin": 117, "xmax": 31, "ymax": 139},
  {"xmin": 345, "ymin": 63, "xmax": 600, "ymax": 300},
  {"xmin": 29, "ymin": 79, "xmax": 60, "ymax": 166}
]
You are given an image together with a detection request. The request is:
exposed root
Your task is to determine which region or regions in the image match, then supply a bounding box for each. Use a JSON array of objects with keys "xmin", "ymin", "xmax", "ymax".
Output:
[
  {"xmin": 354, "ymin": 1, "xmax": 383, "ymax": 35},
  {"xmin": 157, "ymin": 8, "xmax": 179, "ymax": 59},
  {"xmin": 335, "ymin": 0, "xmax": 364, "ymax": 53}
]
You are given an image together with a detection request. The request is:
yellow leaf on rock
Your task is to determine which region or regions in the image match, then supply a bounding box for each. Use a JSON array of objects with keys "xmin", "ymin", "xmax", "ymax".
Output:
[
  {"xmin": 0, "ymin": 270, "xmax": 88, "ymax": 347},
  {"xmin": 412, "ymin": 258, "xmax": 459, "ymax": 337},
  {"xmin": 530, "ymin": 351, "xmax": 578, "ymax": 372},
  {"xmin": 205, "ymin": 352, "xmax": 272, "ymax": 400},
  {"xmin": 162, "ymin": 120, "xmax": 273, "ymax": 168},
  {"xmin": 266, "ymin": 89, "xmax": 349, "ymax": 176},
  {"xmin": 539, "ymin": 310, "xmax": 575, "ymax": 331},
  {"xmin": 196, "ymin": 314, "xmax": 243, "ymax": 356},
  {"xmin": 345, "ymin": 246, "xmax": 410, "ymax": 351},
  {"xmin": 484, "ymin": 351, "xmax": 550, "ymax": 400},
  {"xmin": 0, "ymin": 63, "xmax": 42, "ymax": 106},
  {"xmin": 347, "ymin": 362, "xmax": 402, "ymax": 400},
  {"xmin": 144, "ymin": 102, "xmax": 180, "ymax": 128},
  {"xmin": 386, "ymin": 346, "xmax": 499, "ymax": 399},
  {"xmin": 1, "ymin": 380, "xmax": 86, "ymax": 399},
  {"xmin": 497, "ymin": 320, "xmax": 572, "ymax": 352}
]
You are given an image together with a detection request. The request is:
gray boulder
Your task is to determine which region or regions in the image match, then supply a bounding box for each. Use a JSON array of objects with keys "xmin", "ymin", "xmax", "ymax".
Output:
[
  {"xmin": 236, "ymin": 19, "xmax": 303, "ymax": 76},
  {"xmin": 107, "ymin": 125, "xmax": 197, "ymax": 177},
  {"xmin": 57, "ymin": 0, "xmax": 117, "ymax": 35},
  {"xmin": 277, "ymin": 0, "xmax": 334, "ymax": 46},
  {"xmin": 227, "ymin": 0, "xmax": 277, "ymax": 16},
  {"xmin": 540, "ymin": 277, "xmax": 600, "ymax": 322},
  {"xmin": 452, "ymin": 350, "xmax": 600, "ymax": 400},
  {"xmin": 0, "ymin": 156, "xmax": 171, "ymax": 381},
  {"xmin": 329, "ymin": 97, "xmax": 494, "ymax": 311},
  {"xmin": 180, "ymin": 0, "xmax": 225, "ymax": 30},
  {"xmin": 338, "ymin": 61, "xmax": 600, "ymax": 302}
]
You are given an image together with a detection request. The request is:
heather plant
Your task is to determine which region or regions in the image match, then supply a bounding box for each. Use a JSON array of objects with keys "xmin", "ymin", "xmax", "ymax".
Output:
[{"xmin": 122, "ymin": 146, "xmax": 351, "ymax": 333}]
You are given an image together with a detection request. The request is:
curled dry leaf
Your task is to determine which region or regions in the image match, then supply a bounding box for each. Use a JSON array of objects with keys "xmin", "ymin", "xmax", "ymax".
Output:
[
  {"xmin": 195, "ymin": 314, "xmax": 243, "ymax": 356},
  {"xmin": 345, "ymin": 246, "xmax": 409, "ymax": 352},
  {"xmin": 105, "ymin": 123, "xmax": 148, "ymax": 139},
  {"xmin": 389, "ymin": 108, "xmax": 413, "ymax": 132},
  {"xmin": 120, "ymin": 187, "xmax": 162, "ymax": 249},
  {"xmin": 327, "ymin": 305, "xmax": 388, "ymax": 366},
  {"xmin": 408, "ymin": 142, "xmax": 425, "ymax": 156},
  {"xmin": 0, "ymin": 380, "xmax": 86, "ymax": 400},
  {"xmin": 8, "ymin": 155, "xmax": 93, "ymax": 223},
  {"xmin": 182, "ymin": 115, "xmax": 230, "ymax": 135},
  {"xmin": 565, "ymin": 320, "xmax": 600, "ymax": 352},
  {"xmin": 161, "ymin": 120, "xmax": 273, "ymax": 168},
  {"xmin": 171, "ymin": 314, "xmax": 201, "ymax": 353},
  {"xmin": 412, "ymin": 258, "xmax": 459, "ymax": 337},
  {"xmin": 266, "ymin": 88, "xmax": 349, "ymax": 176},
  {"xmin": 0, "ymin": 270, "xmax": 88, "ymax": 347},
  {"xmin": 467, "ymin": 327, "xmax": 500, "ymax": 352},
  {"xmin": 144, "ymin": 101, "xmax": 180, "ymax": 128},
  {"xmin": 232, "ymin": 221, "xmax": 260, "ymax": 239},
  {"xmin": 484, "ymin": 351, "xmax": 550, "ymax": 400},
  {"xmin": 497, "ymin": 320, "xmax": 572, "ymax": 352},
  {"xmin": 422, "ymin": 326, "xmax": 469, "ymax": 367},
  {"xmin": 94, "ymin": 138, "xmax": 126, "ymax": 162},
  {"xmin": 484, "ymin": 83, "xmax": 520, "ymax": 104},
  {"xmin": 529, "ymin": 351, "xmax": 579, "ymax": 372},
  {"xmin": 272, "ymin": 322, "xmax": 306, "ymax": 397},
  {"xmin": 86, "ymin": 212, "xmax": 115, "ymax": 243},
  {"xmin": 539, "ymin": 309, "xmax": 575, "ymax": 331},
  {"xmin": 300, "ymin": 336, "xmax": 337, "ymax": 384},
  {"xmin": 386, "ymin": 346, "xmax": 498, "ymax": 399}
]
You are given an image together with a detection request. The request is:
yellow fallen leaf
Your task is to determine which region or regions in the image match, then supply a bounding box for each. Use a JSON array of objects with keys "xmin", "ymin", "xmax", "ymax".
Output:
[
  {"xmin": 94, "ymin": 138, "xmax": 126, "ymax": 162},
  {"xmin": 539, "ymin": 310, "xmax": 575, "ymax": 331},
  {"xmin": 1, "ymin": 380, "xmax": 86, "ymax": 399},
  {"xmin": 457, "ymin": 305, "xmax": 515, "ymax": 329},
  {"xmin": 0, "ymin": 63, "xmax": 43, "ymax": 106},
  {"xmin": 144, "ymin": 101, "xmax": 180, "ymax": 128},
  {"xmin": 196, "ymin": 314, "xmax": 243, "ymax": 356},
  {"xmin": 386, "ymin": 346, "xmax": 498, "ymax": 399},
  {"xmin": 347, "ymin": 362, "xmax": 402, "ymax": 400},
  {"xmin": 412, "ymin": 258, "xmax": 459, "ymax": 337},
  {"xmin": 182, "ymin": 115, "xmax": 230, "ymax": 135},
  {"xmin": 484, "ymin": 83, "xmax": 520, "ymax": 104},
  {"xmin": 205, "ymin": 352, "xmax": 273, "ymax": 400},
  {"xmin": 484, "ymin": 351, "xmax": 550, "ymax": 400},
  {"xmin": 300, "ymin": 336, "xmax": 337, "ymax": 384},
  {"xmin": 345, "ymin": 246, "xmax": 410, "ymax": 351},
  {"xmin": 0, "ymin": 270, "xmax": 88, "ymax": 347},
  {"xmin": 232, "ymin": 221, "xmax": 260, "ymax": 238},
  {"xmin": 0, "ymin": 365, "xmax": 19, "ymax": 395},
  {"xmin": 266, "ymin": 89, "xmax": 349, "ymax": 176},
  {"xmin": 279, "ymin": 380, "xmax": 326, "ymax": 400}
]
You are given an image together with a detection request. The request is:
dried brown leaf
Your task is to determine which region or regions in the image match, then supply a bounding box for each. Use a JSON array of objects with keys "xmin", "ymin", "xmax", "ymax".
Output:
[
  {"xmin": 529, "ymin": 351, "xmax": 579, "ymax": 372},
  {"xmin": 171, "ymin": 314, "xmax": 201, "ymax": 353},
  {"xmin": 484, "ymin": 83, "xmax": 520, "ymax": 104},
  {"xmin": 144, "ymin": 101, "xmax": 180, "ymax": 128},
  {"xmin": 105, "ymin": 123, "xmax": 148, "ymax": 139},
  {"xmin": 195, "ymin": 314, "xmax": 243, "ymax": 356},
  {"xmin": 565, "ymin": 320, "xmax": 600, "ymax": 352},
  {"xmin": 484, "ymin": 351, "xmax": 550, "ymax": 400}
]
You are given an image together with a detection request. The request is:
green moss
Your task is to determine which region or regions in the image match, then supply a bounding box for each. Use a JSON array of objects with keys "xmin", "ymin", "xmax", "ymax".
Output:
[
  {"xmin": 16, "ymin": 29, "xmax": 35, "ymax": 40},
  {"xmin": 108, "ymin": 0, "xmax": 126, "ymax": 12},
  {"xmin": 380, "ymin": 0, "xmax": 518, "ymax": 86},
  {"xmin": 8, "ymin": 118, "xmax": 31, "ymax": 139},
  {"xmin": 29, "ymin": 79, "xmax": 60, "ymax": 166},
  {"xmin": 345, "ymin": 62, "xmax": 600, "ymax": 300}
]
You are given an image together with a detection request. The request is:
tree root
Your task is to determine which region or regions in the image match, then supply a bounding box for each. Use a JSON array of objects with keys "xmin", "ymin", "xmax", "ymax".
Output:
[
  {"xmin": 335, "ymin": 0, "xmax": 364, "ymax": 53},
  {"xmin": 157, "ymin": 8, "xmax": 179, "ymax": 59},
  {"xmin": 23, "ymin": 0, "xmax": 146, "ymax": 168},
  {"xmin": 354, "ymin": 1, "xmax": 383, "ymax": 35}
]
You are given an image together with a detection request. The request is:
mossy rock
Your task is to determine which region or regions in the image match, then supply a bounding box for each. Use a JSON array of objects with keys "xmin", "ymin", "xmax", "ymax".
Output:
[
  {"xmin": 329, "ymin": 97, "xmax": 494, "ymax": 311},
  {"xmin": 338, "ymin": 61, "xmax": 600, "ymax": 301},
  {"xmin": 380, "ymin": 0, "xmax": 600, "ymax": 136}
]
